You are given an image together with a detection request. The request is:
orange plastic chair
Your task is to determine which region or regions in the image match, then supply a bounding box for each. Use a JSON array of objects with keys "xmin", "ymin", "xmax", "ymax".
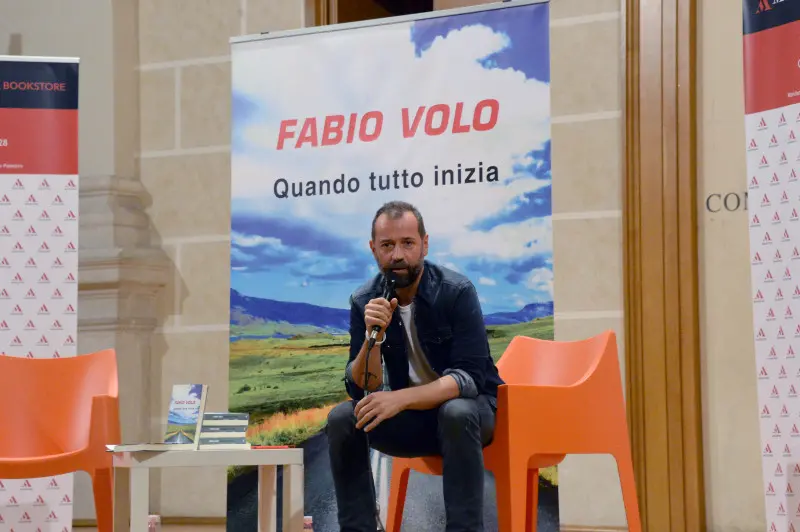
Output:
[
  {"xmin": 0, "ymin": 349, "xmax": 121, "ymax": 532},
  {"xmin": 386, "ymin": 331, "xmax": 641, "ymax": 532}
]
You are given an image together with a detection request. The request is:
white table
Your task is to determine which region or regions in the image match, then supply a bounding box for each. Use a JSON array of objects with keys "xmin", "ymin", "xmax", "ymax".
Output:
[{"xmin": 111, "ymin": 448, "xmax": 304, "ymax": 532}]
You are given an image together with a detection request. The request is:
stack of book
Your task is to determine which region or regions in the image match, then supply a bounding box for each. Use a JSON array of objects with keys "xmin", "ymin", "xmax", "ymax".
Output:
[{"xmin": 198, "ymin": 412, "xmax": 251, "ymax": 450}]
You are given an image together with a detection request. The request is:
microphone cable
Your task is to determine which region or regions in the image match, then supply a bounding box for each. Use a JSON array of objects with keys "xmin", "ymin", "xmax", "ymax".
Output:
[
  {"xmin": 362, "ymin": 350, "xmax": 387, "ymax": 532},
  {"xmin": 361, "ymin": 274, "xmax": 395, "ymax": 532}
]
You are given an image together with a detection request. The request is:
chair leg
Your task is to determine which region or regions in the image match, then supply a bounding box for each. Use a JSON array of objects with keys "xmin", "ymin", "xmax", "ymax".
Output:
[
  {"xmin": 526, "ymin": 468, "xmax": 539, "ymax": 532},
  {"xmin": 92, "ymin": 468, "xmax": 114, "ymax": 532},
  {"xmin": 386, "ymin": 461, "xmax": 411, "ymax": 532},
  {"xmin": 614, "ymin": 452, "xmax": 642, "ymax": 532},
  {"xmin": 494, "ymin": 458, "xmax": 528, "ymax": 532}
]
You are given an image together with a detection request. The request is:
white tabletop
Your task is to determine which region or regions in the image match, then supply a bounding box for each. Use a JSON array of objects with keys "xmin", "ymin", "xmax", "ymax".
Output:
[
  {"xmin": 111, "ymin": 447, "xmax": 305, "ymax": 532},
  {"xmin": 112, "ymin": 448, "xmax": 304, "ymax": 469}
]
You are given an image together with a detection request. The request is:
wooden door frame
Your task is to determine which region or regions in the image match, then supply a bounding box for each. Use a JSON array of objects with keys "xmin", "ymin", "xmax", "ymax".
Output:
[
  {"xmin": 311, "ymin": 0, "xmax": 338, "ymax": 25},
  {"xmin": 624, "ymin": 0, "xmax": 706, "ymax": 530}
]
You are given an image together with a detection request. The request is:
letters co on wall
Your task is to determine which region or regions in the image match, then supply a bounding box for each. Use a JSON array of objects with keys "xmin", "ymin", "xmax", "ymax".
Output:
[
  {"xmin": 742, "ymin": 0, "xmax": 800, "ymax": 531},
  {"xmin": 705, "ymin": 191, "xmax": 749, "ymax": 213}
]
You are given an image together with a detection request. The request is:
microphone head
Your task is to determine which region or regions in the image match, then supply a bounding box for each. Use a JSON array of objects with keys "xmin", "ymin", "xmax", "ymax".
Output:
[{"xmin": 382, "ymin": 271, "xmax": 397, "ymax": 299}]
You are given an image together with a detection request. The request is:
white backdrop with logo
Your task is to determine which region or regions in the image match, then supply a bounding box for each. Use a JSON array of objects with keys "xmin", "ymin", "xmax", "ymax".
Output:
[{"xmin": 0, "ymin": 55, "xmax": 80, "ymax": 532}]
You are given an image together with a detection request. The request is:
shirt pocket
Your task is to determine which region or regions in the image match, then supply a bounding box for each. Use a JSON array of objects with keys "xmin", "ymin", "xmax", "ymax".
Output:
[
  {"xmin": 419, "ymin": 325, "xmax": 454, "ymax": 365},
  {"xmin": 420, "ymin": 324, "xmax": 453, "ymax": 342}
]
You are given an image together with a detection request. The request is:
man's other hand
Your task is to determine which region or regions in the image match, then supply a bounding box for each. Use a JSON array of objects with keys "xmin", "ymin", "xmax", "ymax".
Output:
[{"xmin": 354, "ymin": 391, "xmax": 407, "ymax": 432}]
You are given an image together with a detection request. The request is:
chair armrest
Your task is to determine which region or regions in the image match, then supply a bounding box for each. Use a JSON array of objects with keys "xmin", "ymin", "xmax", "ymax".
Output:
[
  {"xmin": 88, "ymin": 394, "xmax": 121, "ymax": 449},
  {"xmin": 497, "ymin": 384, "xmax": 589, "ymax": 422},
  {"xmin": 498, "ymin": 383, "xmax": 576, "ymax": 403},
  {"xmin": 497, "ymin": 383, "xmax": 626, "ymax": 437}
]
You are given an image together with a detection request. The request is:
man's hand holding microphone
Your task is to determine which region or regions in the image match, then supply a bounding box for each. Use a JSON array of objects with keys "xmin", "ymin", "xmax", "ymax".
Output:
[
  {"xmin": 364, "ymin": 295, "xmax": 398, "ymax": 344},
  {"xmin": 352, "ymin": 274, "xmax": 409, "ymax": 432}
]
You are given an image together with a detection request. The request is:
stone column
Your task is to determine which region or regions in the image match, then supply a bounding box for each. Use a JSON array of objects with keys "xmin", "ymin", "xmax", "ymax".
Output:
[
  {"xmin": 78, "ymin": 176, "xmax": 169, "ymax": 521},
  {"xmin": 74, "ymin": 0, "xmax": 171, "ymax": 522}
]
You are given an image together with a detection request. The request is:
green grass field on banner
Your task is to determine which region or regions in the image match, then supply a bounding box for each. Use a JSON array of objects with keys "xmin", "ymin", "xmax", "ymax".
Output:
[{"xmin": 228, "ymin": 316, "xmax": 556, "ymax": 486}]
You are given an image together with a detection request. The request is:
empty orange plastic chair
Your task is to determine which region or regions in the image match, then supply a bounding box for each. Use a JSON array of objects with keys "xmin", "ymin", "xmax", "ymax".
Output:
[
  {"xmin": 386, "ymin": 331, "xmax": 641, "ymax": 531},
  {"xmin": 0, "ymin": 349, "xmax": 121, "ymax": 532}
]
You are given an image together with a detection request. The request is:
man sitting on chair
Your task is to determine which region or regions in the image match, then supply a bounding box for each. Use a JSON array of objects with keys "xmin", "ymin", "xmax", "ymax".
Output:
[{"xmin": 326, "ymin": 200, "xmax": 504, "ymax": 532}]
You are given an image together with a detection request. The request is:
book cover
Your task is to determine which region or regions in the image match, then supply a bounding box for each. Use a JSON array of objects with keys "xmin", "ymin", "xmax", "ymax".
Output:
[{"xmin": 164, "ymin": 384, "xmax": 208, "ymax": 447}]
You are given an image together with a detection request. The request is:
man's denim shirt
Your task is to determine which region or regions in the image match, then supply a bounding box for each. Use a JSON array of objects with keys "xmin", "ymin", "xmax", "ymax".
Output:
[{"xmin": 344, "ymin": 260, "xmax": 504, "ymax": 403}]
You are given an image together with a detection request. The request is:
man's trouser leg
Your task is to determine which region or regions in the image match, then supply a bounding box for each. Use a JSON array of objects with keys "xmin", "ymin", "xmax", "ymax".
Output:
[{"xmin": 326, "ymin": 395, "xmax": 496, "ymax": 532}]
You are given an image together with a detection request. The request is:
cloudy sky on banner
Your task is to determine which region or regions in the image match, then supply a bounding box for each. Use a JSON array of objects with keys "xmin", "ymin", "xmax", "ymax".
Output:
[{"xmin": 230, "ymin": 4, "xmax": 552, "ymax": 313}]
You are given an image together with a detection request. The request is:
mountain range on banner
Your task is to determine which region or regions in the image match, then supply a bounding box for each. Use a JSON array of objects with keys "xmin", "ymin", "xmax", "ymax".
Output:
[{"xmin": 230, "ymin": 288, "xmax": 553, "ymax": 338}]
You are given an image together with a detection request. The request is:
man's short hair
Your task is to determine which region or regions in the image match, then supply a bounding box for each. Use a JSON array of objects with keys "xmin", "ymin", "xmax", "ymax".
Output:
[{"xmin": 371, "ymin": 201, "xmax": 426, "ymax": 240}]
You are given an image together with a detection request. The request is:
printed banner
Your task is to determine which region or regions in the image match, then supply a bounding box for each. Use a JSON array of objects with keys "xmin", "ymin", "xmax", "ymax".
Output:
[
  {"xmin": 228, "ymin": 2, "xmax": 553, "ymax": 531},
  {"xmin": 743, "ymin": 1, "xmax": 800, "ymax": 531},
  {"xmin": 0, "ymin": 56, "xmax": 80, "ymax": 532}
]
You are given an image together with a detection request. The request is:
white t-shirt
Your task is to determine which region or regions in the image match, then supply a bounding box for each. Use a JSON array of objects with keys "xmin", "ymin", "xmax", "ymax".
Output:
[{"xmin": 396, "ymin": 303, "xmax": 439, "ymax": 386}]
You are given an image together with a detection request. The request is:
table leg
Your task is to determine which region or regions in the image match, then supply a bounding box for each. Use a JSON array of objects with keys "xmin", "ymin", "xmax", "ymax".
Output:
[
  {"xmin": 258, "ymin": 465, "xmax": 277, "ymax": 532},
  {"xmin": 113, "ymin": 468, "xmax": 130, "ymax": 532},
  {"xmin": 129, "ymin": 468, "xmax": 149, "ymax": 532},
  {"xmin": 282, "ymin": 464, "xmax": 304, "ymax": 532}
]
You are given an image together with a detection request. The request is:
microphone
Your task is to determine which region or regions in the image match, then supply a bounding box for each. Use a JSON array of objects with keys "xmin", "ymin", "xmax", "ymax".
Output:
[{"xmin": 366, "ymin": 272, "xmax": 396, "ymax": 350}]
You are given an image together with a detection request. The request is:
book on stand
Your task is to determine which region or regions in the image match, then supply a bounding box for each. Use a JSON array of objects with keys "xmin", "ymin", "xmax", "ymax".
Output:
[
  {"xmin": 164, "ymin": 383, "xmax": 209, "ymax": 448},
  {"xmin": 106, "ymin": 384, "xmax": 208, "ymax": 452}
]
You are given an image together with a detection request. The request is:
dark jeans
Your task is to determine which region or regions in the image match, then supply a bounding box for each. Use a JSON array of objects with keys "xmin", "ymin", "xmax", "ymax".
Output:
[{"xmin": 325, "ymin": 395, "xmax": 497, "ymax": 532}]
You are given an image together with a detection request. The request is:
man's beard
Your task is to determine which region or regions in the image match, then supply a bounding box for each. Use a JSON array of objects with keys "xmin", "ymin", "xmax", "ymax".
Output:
[{"xmin": 383, "ymin": 260, "xmax": 422, "ymax": 289}]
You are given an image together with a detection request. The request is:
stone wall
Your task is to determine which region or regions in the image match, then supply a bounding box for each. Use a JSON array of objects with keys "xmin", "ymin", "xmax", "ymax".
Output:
[{"xmin": 137, "ymin": 0, "xmax": 312, "ymax": 517}]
